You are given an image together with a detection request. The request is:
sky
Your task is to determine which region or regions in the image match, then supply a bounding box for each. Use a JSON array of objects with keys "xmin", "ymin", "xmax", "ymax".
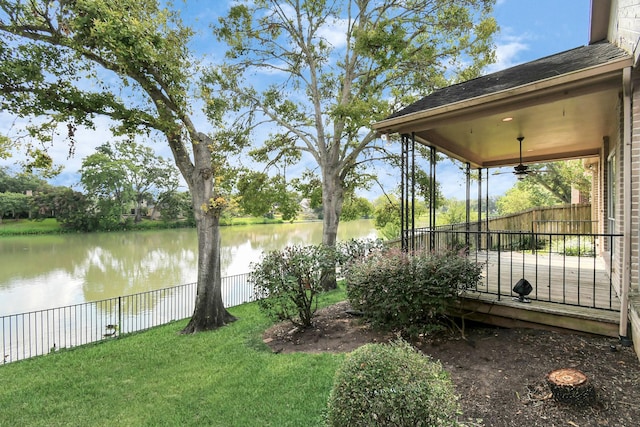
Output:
[{"xmin": 0, "ymin": 0, "xmax": 592, "ymax": 201}]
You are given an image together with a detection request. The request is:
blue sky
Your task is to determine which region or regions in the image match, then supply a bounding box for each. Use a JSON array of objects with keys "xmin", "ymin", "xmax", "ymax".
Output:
[
  {"xmin": 0, "ymin": 0, "xmax": 592, "ymax": 200},
  {"xmin": 490, "ymin": 0, "xmax": 590, "ymax": 72}
]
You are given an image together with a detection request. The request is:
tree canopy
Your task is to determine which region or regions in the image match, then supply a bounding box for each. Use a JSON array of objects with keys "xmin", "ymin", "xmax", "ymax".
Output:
[
  {"xmin": 496, "ymin": 160, "xmax": 591, "ymax": 215},
  {"xmin": 0, "ymin": 0, "xmax": 240, "ymax": 332},
  {"xmin": 211, "ymin": 0, "xmax": 497, "ymax": 287},
  {"xmin": 80, "ymin": 141, "xmax": 179, "ymax": 223},
  {"xmin": 235, "ymin": 170, "xmax": 300, "ymax": 221},
  {"xmin": 523, "ymin": 160, "xmax": 591, "ymax": 205}
]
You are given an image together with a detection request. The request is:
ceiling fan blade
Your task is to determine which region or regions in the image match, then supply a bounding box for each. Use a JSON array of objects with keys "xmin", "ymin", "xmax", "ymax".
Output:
[{"xmin": 528, "ymin": 169, "xmax": 549, "ymax": 175}]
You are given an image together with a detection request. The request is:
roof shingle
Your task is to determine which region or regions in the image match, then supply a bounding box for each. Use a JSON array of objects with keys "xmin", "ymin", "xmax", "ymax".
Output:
[{"xmin": 387, "ymin": 42, "xmax": 629, "ymax": 120}]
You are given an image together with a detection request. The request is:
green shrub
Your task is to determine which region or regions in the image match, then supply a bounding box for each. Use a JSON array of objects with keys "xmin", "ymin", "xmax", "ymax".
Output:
[
  {"xmin": 326, "ymin": 340, "xmax": 460, "ymax": 427},
  {"xmin": 552, "ymin": 237, "xmax": 596, "ymax": 257},
  {"xmin": 488, "ymin": 233, "xmax": 546, "ymax": 252},
  {"xmin": 380, "ymin": 222, "xmax": 400, "ymax": 240},
  {"xmin": 345, "ymin": 248, "xmax": 482, "ymax": 337},
  {"xmin": 250, "ymin": 244, "xmax": 337, "ymax": 327},
  {"xmin": 336, "ymin": 238, "xmax": 384, "ymax": 275}
]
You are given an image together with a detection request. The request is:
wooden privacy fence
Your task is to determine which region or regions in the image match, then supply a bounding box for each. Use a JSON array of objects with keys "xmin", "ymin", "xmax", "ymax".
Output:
[
  {"xmin": 486, "ymin": 204, "xmax": 593, "ymax": 233},
  {"xmin": 434, "ymin": 205, "xmax": 594, "ymax": 234}
]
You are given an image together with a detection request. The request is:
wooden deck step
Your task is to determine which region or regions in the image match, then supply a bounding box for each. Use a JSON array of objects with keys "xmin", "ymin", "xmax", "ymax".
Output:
[{"xmin": 447, "ymin": 292, "xmax": 621, "ymax": 338}]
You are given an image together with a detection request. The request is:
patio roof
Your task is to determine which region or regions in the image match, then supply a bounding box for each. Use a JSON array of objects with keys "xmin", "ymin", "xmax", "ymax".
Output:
[{"xmin": 373, "ymin": 42, "xmax": 633, "ymax": 168}]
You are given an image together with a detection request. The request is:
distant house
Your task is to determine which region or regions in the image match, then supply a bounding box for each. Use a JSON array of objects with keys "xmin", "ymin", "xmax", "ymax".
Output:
[{"xmin": 373, "ymin": 1, "xmax": 640, "ymax": 360}]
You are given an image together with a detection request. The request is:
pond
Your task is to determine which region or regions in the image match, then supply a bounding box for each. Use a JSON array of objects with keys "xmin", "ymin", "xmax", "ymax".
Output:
[{"xmin": 0, "ymin": 219, "xmax": 377, "ymax": 315}]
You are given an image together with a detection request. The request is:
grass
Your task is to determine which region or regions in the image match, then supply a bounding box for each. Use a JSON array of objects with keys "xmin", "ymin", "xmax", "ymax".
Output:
[
  {"xmin": 220, "ymin": 216, "xmax": 287, "ymax": 226},
  {"xmin": 0, "ymin": 287, "xmax": 347, "ymax": 427},
  {"xmin": 0, "ymin": 218, "xmax": 62, "ymax": 235},
  {"xmin": 0, "ymin": 216, "xmax": 288, "ymax": 236}
]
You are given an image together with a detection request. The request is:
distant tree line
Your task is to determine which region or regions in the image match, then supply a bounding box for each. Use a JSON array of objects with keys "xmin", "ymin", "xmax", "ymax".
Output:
[{"xmin": 0, "ymin": 141, "xmax": 378, "ymax": 231}]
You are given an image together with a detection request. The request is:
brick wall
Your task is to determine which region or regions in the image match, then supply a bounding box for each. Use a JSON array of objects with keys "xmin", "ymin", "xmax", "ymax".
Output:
[
  {"xmin": 631, "ymin": 71, "xmax": 640, "ymax": 291},
  {"xmin": 609, "ymin": 0, "xmax": 640, "ymax": 64}
]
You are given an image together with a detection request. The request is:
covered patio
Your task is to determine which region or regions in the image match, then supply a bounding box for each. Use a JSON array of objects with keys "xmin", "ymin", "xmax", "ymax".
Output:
[{"xmin": 373, "ymin": 42, "xmax": 633, "ymax": 338}]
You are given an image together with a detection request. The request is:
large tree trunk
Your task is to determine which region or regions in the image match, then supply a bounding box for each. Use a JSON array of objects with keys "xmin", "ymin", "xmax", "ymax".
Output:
[
  {"xmin": 181, "ymin": 210, "xmax": 236, "ymax": 333},
  {"xmin": 181, "ymin": 136, "xmax": 236, "ymax": 333},
  {"xmin": 135, "ymin": 198, "xmax": 143, "ymax": 223},
  {"xmin": 320, "ymin": 171, "xmax": 344, "ymax": 290}
]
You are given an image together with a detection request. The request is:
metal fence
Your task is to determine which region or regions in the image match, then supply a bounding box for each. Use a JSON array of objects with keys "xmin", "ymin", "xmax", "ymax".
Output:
[
  {"xmin": 2, "ymin": 273, "xmax": 254, "ymax": 364},
  {"xmin": 406, "ymin": 228, "xmax": 621, "ymax": 311}
]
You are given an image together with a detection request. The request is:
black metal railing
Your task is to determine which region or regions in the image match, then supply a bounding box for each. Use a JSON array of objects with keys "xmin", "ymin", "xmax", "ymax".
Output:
[
  {"xmin": 1, "ymin": 273, "xmax": 254, "ymax": 364},
  {"xmin": 406, "ymin": 228, "xmax": 621, "ymax": 311}
]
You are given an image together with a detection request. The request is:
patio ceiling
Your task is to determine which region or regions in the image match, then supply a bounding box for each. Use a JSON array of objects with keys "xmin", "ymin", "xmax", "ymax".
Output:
[{"xmin": 373, "ymin": 43, "xmax": 633, "ymax": 169}]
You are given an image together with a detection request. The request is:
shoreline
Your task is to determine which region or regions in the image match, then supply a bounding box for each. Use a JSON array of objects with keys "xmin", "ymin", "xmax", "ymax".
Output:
[{"xmin": 0, "ymin": 217, "xmax": 328, "ymax": 237}]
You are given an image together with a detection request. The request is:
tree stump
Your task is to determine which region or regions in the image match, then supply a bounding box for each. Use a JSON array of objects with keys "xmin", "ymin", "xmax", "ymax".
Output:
[{"xmin": 546, "ymin": 368, "xmax": 595, "ymax": 406}]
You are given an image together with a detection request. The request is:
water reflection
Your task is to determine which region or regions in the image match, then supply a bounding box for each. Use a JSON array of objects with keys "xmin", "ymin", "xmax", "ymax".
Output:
[{"xmin": 0, "ymin": 220, "xmax": 376, "ymax": 315}]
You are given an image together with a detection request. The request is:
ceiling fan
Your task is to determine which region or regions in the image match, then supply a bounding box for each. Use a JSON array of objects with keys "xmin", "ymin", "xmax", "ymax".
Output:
[
  {"xmin": 493, "ymin": 136, "xmax": 541, "ymax": 180},
  {"xmin": 512, "ymin": 136, "xmax": 529, "ymax": 180}
]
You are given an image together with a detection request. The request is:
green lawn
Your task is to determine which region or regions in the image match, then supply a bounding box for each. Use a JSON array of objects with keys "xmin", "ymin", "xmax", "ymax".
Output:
[
  {"xmin": 219, "ymin": 216, "xmax": 287, "ymax": 226},
  {"xmin": 0, "ymin": 216, "xmax": 288, "ymax": 236},
  {"xmin": 0, "ymin": 289, "xmax": 347, "ymax": 427},
  {"xmin": 0, "ymin": 218, "xmax": 62, "ymax": 235}
]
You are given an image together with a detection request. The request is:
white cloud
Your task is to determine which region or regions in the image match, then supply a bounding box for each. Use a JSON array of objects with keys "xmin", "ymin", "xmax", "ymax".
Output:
[
  {"xmin": 317, "ymin": 16, "xmax": 349, "ymax": 49},
  {"xmin": 485, "ymin": 33, "xmax": 529, "ymax": 73}
]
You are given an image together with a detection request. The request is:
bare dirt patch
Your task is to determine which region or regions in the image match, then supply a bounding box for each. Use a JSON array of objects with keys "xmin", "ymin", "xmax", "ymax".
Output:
[{"xmin": 263, "ymin": 301, "xmax": 640, "ymax": 426}]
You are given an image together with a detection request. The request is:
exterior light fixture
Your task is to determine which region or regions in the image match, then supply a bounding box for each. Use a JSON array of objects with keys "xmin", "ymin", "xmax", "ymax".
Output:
[
  {"xmin": 514, "ymin": 163, "xmax": 528, "ymax": 180},
  {"xmin": 512, "ymin": 278, "xmax": 533, "ymax": 303}
]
